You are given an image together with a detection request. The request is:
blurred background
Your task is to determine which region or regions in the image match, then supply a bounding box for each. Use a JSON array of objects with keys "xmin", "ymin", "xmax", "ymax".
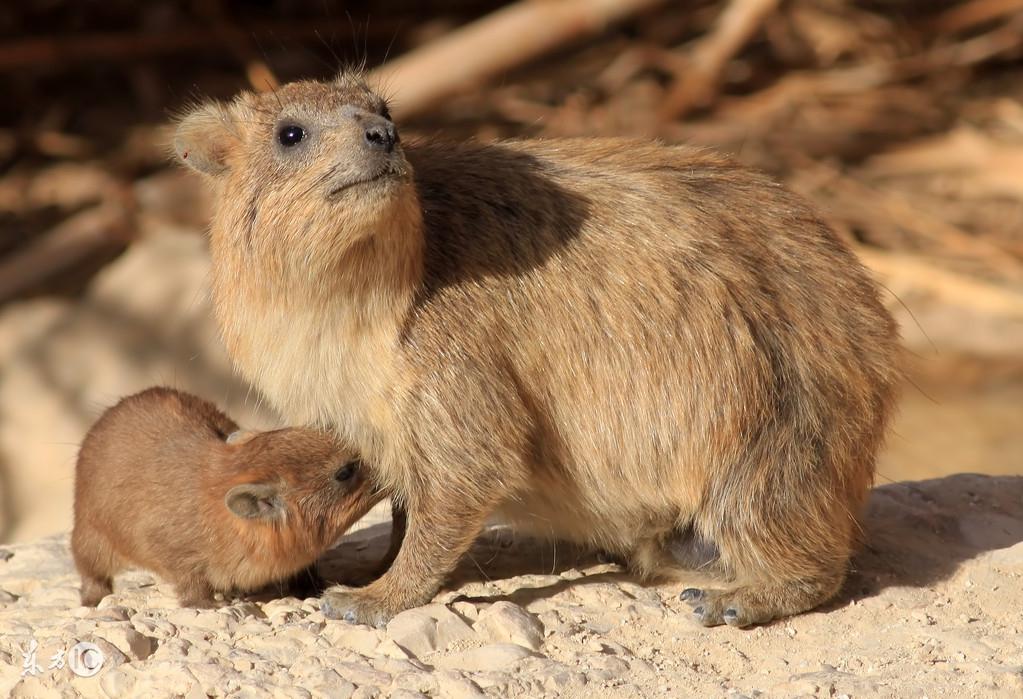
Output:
[{"xmin": 1, "ymin": 0, "xmax": 1022, "ymax": 544}]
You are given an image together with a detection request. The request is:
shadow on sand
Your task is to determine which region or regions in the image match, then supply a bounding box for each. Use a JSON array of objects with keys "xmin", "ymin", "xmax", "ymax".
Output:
[{"xmin": 314, "ymin": 473, "xmax": 1023, "ymax": 614}]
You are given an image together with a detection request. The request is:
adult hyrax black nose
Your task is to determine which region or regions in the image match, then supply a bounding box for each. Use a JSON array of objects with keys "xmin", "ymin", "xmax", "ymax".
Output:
[{"xmin": 364, "ymin": 120, "xmax": 397, "ymax": 153}]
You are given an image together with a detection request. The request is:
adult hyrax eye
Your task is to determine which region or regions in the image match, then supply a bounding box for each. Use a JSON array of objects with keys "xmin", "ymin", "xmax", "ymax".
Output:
[
  {"xmin": 334, "ymin": 460, "xmax": 360, "ymax": 483},
  {"xmin": 277, "ymin": 124, "xmax": 306, "ymax": 147}
]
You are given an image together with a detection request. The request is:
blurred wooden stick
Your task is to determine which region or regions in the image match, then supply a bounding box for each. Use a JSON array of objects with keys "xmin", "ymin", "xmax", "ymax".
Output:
[
  {"xmin": 658, "ymin": 0, "xmax": 780, "ymax": 121},
  {"xmin": 932, "ymin": 0, "xmax": 1023, "ymax": 34},
  {"xmin": 370, "ymin": 0, "xmax": 667, "ymax": 119},
  {"xmin": 0, "ymin": 200, "xmax": 133, "ymax": 304},
  {"xmin": 0, "ymin": 20, "xmax": 402, "ymax": 71},
  {"xmin": 859, "ymin": 248, "xmax": 1023, "ymax": 318}
]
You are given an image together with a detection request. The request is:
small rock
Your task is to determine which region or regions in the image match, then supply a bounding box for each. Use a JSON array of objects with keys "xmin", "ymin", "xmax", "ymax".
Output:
[
  {"xmin": 169, "ymin": 608, "xmax": 235, "ymax": 633},
  {"xmin": 534, "ymin": 663, "xmax": 588, "ymax": 693},
  {"xmin": 0, "ymin": 549, "xmax": 12, "ymax": 562},
  {"xmin": 92, "ymin": 623, "xmax": 157, "ymax": 661},
  {"xmin": 0, "ymin": 589, "xmax": 18, "ymax": 604},
  {"xmin": 86, "ymin": 606, "xmax": 131, "ymax": 622},
  {"xmin": 475, "ymin": 601, "xmax": 544, "ymax": 651},
  {"xmin": 435, "ymin": 671, "xmax": 487, "ymax": 699},
  {"xmin": 435, "ymin": 643, "xmax": 536, "ymax": 672},
  {"xmin": 220, "ymin": 601, "xmax": 267, "ymax": 622},
  {"xmin": 78, "ymin": 636, "xmax": 130, "ymax": 671},
  {"xmin": 588, "ymin": 654, "xmax": 630, "ymax": 677},
  {"xmin": 386, "ymin": 610, "xmax": 438, "ymax": 657},
  {"xmin": 392, "ymin": 670, "xmax": 438, "ymax": 694},
  {"xmin": 322, "ymin": 624, "xmax": 384, "ymax": 656},
  {"xmin": 333, "ymin": 661, "xmax": 392, "ymax": 687},
  {"xmin": 418, "ymin": 605, "xmax": 477, "ymax": 648},
  {"xmin": 130, "ymin": 615, "xmax": 177, "ymax": 639},
  {"xmin": 100, "ymin": 668, "xmax": 137, "ymax": 697},
  {"xmin": 308, "ymin": 676, "xmax": 356, "ymax": 699},
  {"xmin": 450, "ymin": 601, "xmax": 480, "ymax": 622},
  {"xmin": 377, "ymin": 638, "xmax": 414, "ymax": 660},
  {"xmin": 350, "ymin": 687, "xmax": 381, "ymax": 699},
  {"xmin": 388, "ymin": 691, "xmax": 427, "ymax": 699}
]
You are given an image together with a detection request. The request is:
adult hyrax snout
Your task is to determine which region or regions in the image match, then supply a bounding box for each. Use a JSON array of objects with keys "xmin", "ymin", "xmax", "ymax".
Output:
[
  {"xmin": 175, "ymin": 74, "xmax": 901, "ymax": 628},
  {"xmin": 71, "ymin": 387, "xmax": 382, "ymax": 607}
]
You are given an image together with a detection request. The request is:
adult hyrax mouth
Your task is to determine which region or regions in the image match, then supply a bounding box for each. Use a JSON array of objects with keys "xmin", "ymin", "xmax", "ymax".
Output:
[{"xmin": 327, "ymin": 167, "xmax": 402, "ymax": 199}]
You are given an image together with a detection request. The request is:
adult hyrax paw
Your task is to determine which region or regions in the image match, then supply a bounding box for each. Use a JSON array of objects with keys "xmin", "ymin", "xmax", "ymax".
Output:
[
  {"xmin": 320, "ymin": 587, "xmax": 395, "ymax": 628},
  {"xmin": 679, "ymin": 587, "xmax": 767, "ymax": 628}
]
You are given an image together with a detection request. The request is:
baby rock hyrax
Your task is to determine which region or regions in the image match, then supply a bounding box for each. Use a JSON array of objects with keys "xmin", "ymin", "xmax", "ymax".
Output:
[
  {"xmin": 175, "ymin": 73, "xmax": 900, "ymax": 627},
  {"xmin": 71, "ymin": 387, "xmax": 381, "ymax": 607}
]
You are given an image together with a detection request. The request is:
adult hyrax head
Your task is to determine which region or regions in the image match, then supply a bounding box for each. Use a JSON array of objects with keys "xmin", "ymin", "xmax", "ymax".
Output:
[
  {"xmin": 174, "ymin": 74, "xmax": 419, "ymax": 280},
  {"xmin": 71, "ymin": 387, "xmax": 381, "ymax": 607}
]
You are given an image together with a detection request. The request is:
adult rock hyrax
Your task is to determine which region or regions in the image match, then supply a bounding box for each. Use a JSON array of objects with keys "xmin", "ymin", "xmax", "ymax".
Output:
[
  {"xmin": 71, "ymin": 387, "xmax": 381, "ymax": 607},
  {"xmin": 174, "ymin": 73, "xmax": 900, "ymax": 627}
]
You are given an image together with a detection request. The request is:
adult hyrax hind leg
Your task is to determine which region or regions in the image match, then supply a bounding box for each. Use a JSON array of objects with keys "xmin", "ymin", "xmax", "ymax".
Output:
[
  {"xmin": 677, "ymin": 497, "xmax": 860, "ymax": 627},
  {"xmin": 680, "ymin": 572, "xmax": 846, "ymax": 628}
]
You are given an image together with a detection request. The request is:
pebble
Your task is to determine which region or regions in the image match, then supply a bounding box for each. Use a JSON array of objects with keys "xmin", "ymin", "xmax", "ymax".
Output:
[
  {"xmin": 386, "ymin": 610, "xmax": 438, "ymax": 657},
  {"xmin": 322, "ymin": 623, "xmax": 385, "ymax": 656},
  {"xmin": 100, "ymin": 668, "xmax": 137, "ymax": 697},
  {"xmin": 92, "ymin": 623, "xmax": 157, "ymax": 660},
  {"xmin": 419, "ymin": 604, "xmax": 477, "ymax": 648},
  {"xmin": 475, "ymin": 601, "xmax": 544, "ymax": 651},
  {"xmin": 333, "ymin": 661, "xmax": 392, "ymax": 687},
  {"xmin": 435, "ymin": 670, "xmax": 488, "ymax": 699},
  {"xmin": 435, "ymin": 643, "xmax": 536, "ymax": 672}
]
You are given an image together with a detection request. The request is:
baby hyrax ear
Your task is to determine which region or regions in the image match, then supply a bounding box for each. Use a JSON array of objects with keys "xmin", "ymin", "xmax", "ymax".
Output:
[
  {"xmin": 225, "ymin": 483, "xmax": 285, "ymax": 520},
  {"xmin": 174, "ymin": 101, "xmax": 240, "ymax": 176},
  {"xmin": 225, "ymin": 429, "xmax": 258, "ymax": 446}
]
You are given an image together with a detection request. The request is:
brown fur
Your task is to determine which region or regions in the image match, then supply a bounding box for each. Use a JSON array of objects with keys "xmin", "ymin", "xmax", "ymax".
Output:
[
  {"xmin": 71, "ymin": 387, "xmax": 381, "ymax": 607},
  {"xmin": 175, "ymin": 74, "xmax": 901, "ymax": 627}
]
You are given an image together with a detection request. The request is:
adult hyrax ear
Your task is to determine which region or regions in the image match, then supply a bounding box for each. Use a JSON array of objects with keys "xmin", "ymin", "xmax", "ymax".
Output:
[
  {"xmin": 174, "ymin": 101, "xmax": 241, "ymax": 176},
  {"xmin": 225, "ymin": 483, "xmax": 285, "ymax": 520}
]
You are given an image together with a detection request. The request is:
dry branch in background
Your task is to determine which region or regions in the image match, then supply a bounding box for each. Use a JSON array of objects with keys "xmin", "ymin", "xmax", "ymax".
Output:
[
  {"xmin": 369, "ymin": 0, "xmax": 668, "ymax": 118},
  {"xmin": 658, "ymin": 0, "xmax": 781, "ymax": 120}
]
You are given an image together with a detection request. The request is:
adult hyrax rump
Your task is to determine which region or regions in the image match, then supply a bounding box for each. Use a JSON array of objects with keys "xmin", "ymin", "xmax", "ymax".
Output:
[
  {"xmin": 175, "ymin": 74, "xmax": 900, "ymax": 627},
  {"xmin": 71, "ymin": 387, "xmax": 381, "ymax": 607}
]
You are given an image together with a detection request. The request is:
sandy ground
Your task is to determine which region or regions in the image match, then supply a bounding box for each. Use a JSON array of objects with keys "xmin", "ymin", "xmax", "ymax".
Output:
[{"xmin": 1, "ymin": 473, "xmax": 1021, "ymax": 698}]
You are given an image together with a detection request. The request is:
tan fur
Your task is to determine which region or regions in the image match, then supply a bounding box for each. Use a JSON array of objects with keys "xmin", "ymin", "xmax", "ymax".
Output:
[
  {"xmin": 71, "ymin": 387, "xmax": 381, "ymax": 607},
  {"xmin": 175, "ymin": 74, "xmax": 901, "ymax": 627}
]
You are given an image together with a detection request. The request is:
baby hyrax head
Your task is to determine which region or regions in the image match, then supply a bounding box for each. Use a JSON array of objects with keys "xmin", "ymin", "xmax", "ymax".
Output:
[
  {"xmin": 173, "ymin": 74, "xmax": 417, "ymax": 267},
  {"xmin": 219, "ymin": 427, "xmax": 376, "ymax": 551}
]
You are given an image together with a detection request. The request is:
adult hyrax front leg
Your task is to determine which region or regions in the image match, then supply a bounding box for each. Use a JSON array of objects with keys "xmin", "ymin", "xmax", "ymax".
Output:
[{"xmin": 175, "ymin": 74, "xmax": 900, "ymax": 627}]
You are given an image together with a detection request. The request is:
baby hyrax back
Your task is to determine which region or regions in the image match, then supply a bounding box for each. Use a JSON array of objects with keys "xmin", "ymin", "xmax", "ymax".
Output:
[{"xmin": 71, "ymin": 387, "xmax": 380, "ymax": 607}]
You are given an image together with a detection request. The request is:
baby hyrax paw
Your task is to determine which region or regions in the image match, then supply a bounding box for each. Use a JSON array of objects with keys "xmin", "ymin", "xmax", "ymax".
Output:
[{"xmin": 320, "ymin": 586, "xmax": 395, "ymax": 628}]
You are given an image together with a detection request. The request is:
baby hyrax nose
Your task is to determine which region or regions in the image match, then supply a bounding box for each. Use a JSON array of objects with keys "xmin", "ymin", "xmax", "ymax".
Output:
[{"xmin": 363, "ymin": 118, "xmax": 397, "ymax": 153}]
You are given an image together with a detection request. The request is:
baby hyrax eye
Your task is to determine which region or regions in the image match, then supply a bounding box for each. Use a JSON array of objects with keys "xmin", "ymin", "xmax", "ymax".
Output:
[
  {"xmin": 277, "ymin": 124, "xmax": 306, "ymax": 147},
  {"xmin": 334, "ymin": 460, "xmax": 360, "ymax": 483}
]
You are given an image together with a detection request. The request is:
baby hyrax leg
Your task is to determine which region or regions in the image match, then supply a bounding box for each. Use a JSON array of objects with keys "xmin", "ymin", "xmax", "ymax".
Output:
[
  {"xmin": 71, "ymin": 528, "xmax": 117, "ymax": 606},
  {"xmin": 79, "ymin": 574, "xmax": 114, "ymax": 607},
  {"xmin": 175, "ymin": 576, "xmax": 220, "ymax": 608}
]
